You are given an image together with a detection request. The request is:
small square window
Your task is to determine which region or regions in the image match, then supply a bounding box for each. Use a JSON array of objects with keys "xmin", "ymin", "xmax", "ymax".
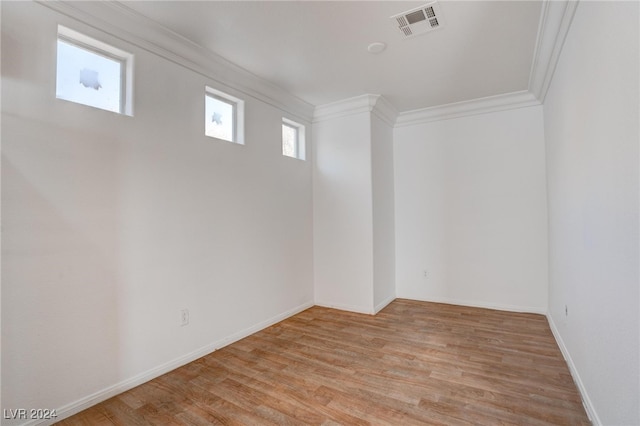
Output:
[
  {"xmin": 56, "ymin": 26, "xmax": 133, "ymax": 115},
  {"xmin": 282, "ymin": 118, "xmax": 305, "ymax": 160},
  {"xmin": 205, "ymin": 86, "xmax": 244, "ymax": 144}
]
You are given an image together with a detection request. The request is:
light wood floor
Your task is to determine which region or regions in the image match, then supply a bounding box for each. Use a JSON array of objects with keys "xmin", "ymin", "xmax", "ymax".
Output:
[{"xmin": 58, "ymin": 299, "xmax": 590, "ymax": 425}]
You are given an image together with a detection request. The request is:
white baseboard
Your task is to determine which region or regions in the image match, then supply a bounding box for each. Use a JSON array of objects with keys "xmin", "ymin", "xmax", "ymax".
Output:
[
  {"xmin": 400, "ymin": 296, "xmax": 599, "ymax": 422},
  {"xmin": 314, "ymin": 300, "xmax": 375, "ymax": 315},
  {"xmin": 26, "ymin": 298, "xmax": 597, "ymax": 426},
  {"xmin": 315, "ymin": 295, "xmax": 397, "ymax": 315},
  {"xmin": 208, "ymin": 301, "xmax": 314, "ymax": 349},
  {"xmin": 374, "ymin": 294, "xmax": 396, "ymax": 313},
  {"xmin": 546, "ymin": 313, "xmax": 601, "ymax": 425},
  {"xmin": 36, "ymin": 300, "xmax": 314, "ymax": 426},
  {"xmin": 399, "ymin": 295, "xmax": 548, "ymax": 315}
]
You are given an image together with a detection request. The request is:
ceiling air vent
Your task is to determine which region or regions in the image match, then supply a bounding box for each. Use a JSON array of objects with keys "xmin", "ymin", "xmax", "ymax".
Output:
[{"xmin": 391, "ymin": 2, "xmax": 444, "ymax": 39}]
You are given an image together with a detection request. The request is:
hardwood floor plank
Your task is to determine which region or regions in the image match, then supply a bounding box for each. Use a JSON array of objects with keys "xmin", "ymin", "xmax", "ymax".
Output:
[
  {"xmin": 56, "ymin": 406, "xmax": 115, "ymax": 426},
  {"xmin": 57, "ymin": 300, "xmax": 590, "ymax": 425}
]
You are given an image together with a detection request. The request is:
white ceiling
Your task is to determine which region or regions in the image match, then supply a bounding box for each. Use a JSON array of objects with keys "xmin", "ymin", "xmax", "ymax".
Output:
[{"xmin": 122, "ymin": 1, "xmax": 543, "ymax": 112}]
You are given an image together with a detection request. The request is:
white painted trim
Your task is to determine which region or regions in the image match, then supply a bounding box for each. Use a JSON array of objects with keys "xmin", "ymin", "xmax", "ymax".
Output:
[
  {"xmin": 205, "ymin": 85, "xmax": 245, "ymax": 145},
  {"xmin": 314, "ymin": 300, "xmax": 375, "ymax": 315},
  {"xmin": 313, "ymin": 94, "xmax": 396, "ymax": 126},
  {"xmin": 313, "ymin": 94, "xmax": 380, "ymax": 123},
  {"xmin": 528, "ymin": 0, "xmax": 580, "ymax": 103},
  {"xmin": 393, "ymin": 1, "xmax": 579, "ymax": 127},
  {"xmin": 37, "ymin": 0, "xmax": 314, "ymax": 123},
  {"xmin": 395, "ymin": 91, "xmax": 540, "ymax": 127},
  {"xmin": 371, "ymin": 96, "xmax": 398, "ymax": 128},
  {"xmin": 374, "ymin": 295, "xmax": 396, "ymax": 314},
  {"xmin": 39, "ymin": 0, "xmax": 578, "ymax": 127},
  {"xmin": 282, "ymin": 117, "xmax": 307, "ymax": 161},
  {"xmin": 546, "ymin": 313, "xmax": 601, "ymax": 425},
  {"xmin": 35, "ymin": 301, "xmax": 314, "ymax": 426},
  {"xmin": 398, "ymin": 295, "xmax": 548, "ymax": 316}
]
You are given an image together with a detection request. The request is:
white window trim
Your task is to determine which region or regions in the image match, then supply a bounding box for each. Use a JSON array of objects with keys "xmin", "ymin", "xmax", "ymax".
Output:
[
  {"xmin": 205, "ymin": 85, "xmax": 245, "ymax": 145},
  {"xmin": 57, "ymin": 25, "xmax": 134, "ymax": 116},
  {"xmin": 282, "ymin": 117, "xmax": 306, "ymax": 160}
]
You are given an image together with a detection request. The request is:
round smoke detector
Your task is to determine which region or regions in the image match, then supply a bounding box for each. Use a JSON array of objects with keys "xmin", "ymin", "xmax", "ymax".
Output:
[{"xmin": 367, "ymin": 42, "xmax": 387, "ymax": 54}]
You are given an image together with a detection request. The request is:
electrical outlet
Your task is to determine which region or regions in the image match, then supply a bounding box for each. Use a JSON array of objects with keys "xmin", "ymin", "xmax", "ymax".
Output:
[
  {"xmin": 180, "ymin": 309, "xmax": 189, "ymax": 326},
  {"xmin": 423, "ymin": 270, "xmax": 429, "ymax": 278}
]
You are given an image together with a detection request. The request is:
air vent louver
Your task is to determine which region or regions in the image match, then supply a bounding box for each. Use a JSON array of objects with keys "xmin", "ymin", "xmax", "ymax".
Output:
[
  {"xmin": 406, "ymin": 10, "xmax": 426, "ymax": 24},
  {"xmin": 391, "ymin": 2, "xmax": 444, "ymax": 39}
]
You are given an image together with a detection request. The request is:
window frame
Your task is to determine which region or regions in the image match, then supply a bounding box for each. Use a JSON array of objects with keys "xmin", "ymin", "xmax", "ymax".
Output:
[
  {"xmin": 56, "ymin": 25, "xmax": 134, "ymax": 115},
  {"xmin": 282, "ymin": 117, "xmax": 306, "ymax": 160},
  {"xmin": 205, "ymin": 86, "xmax": 245, "ymax": 145}
]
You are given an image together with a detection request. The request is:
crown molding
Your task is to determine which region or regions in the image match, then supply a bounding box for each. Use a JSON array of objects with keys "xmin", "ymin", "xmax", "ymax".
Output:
[
  {"xmin": 37, "ymin": 0, "xmax": 315, "ymax": 123},
  {"xmin": 371, "ymin": 95, "xmax": 398, "ymax": 128},
  {"xmin": 313, "ymin": 94, "xmax": 397, "ymax": 126},
  {"xmin": 313, "ymin": 94, "xmax": 379, "ymax": 123},
  {"xmin": 393, "ymin": 0, "xmax": 577, "ymax": 127},
  {"xmin": 528, "ymin": 0, "xmax": 580, "ymax": 103},
  {"xmin": 395, "ymin": 90, "xmax": 540, "ymax": 127},
  {"xmin": 38, "ymin": 0, "xmax": 578, "ymax": 128}
]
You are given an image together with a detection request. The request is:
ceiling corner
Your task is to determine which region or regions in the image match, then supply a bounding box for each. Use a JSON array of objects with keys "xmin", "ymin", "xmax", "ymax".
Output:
[
  {"xmin": 313, "ymin": 94, "xmax": 378, "ymax": 123},
  {"xmin": 370, "ymin": 96, "xmax": 398, "ymax": 128},
  {"xmin": 528, "ymin": 0, "xmax": 580, "ymax": 103}
]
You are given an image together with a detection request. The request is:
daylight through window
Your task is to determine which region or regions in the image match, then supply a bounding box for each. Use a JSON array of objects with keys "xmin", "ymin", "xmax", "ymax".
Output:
[
  {"xmin": 282, "ymin": 123, "xmax": 298, "ymax": 158},
  {"xmin": 205, "ymin": 86, "xmax": 244, "ymax": 144},
  {"xmin": 205, "ymin": 94, "xmax": 235, "ymax": 142},
  {"xmin": 282, "ymin": 118, "xmax": 305, "ymax": 160},
  {"xmin": 56, "ymin": 26, "xmax": 132, "ymax": 115}
]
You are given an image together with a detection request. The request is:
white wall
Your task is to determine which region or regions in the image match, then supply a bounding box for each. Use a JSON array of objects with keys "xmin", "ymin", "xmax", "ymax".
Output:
[
  {"xmin": 543, "ymin": 2, "xmax": 639, "ymax": 424},
  {"xmin": 313, "ymin": 111, "xmax": 375, "ymax": 313},
  {"xmin": 371, "ymin": 114, "xmax": 396, "ymax": 312},
  {"xmin": 1, "ymin": 2, "xmax": 314, "ymax": 423},
  {"xmin": 394, "ymin": 106, "xmax": 549, "ymax": 313}
]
